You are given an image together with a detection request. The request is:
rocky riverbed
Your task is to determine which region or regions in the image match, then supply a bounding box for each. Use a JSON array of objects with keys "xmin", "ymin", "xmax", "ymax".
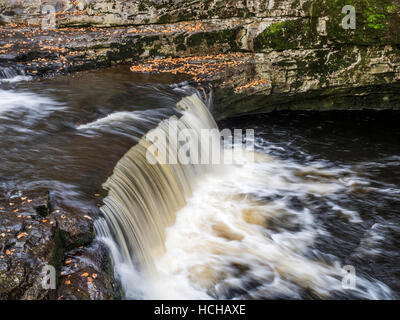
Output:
[{"xmin": 0, "ymin": 188, "xmax": 119, "ymax": 299}]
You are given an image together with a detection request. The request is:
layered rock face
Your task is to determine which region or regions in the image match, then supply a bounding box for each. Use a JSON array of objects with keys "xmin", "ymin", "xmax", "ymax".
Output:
[{"xmin": 1, "ymin": 1, "xmax": 399, "ymax": 117}]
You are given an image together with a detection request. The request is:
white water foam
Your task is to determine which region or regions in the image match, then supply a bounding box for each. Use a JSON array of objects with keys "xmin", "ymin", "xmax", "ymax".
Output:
[
  {"xmin": 76, "ymin": 109, "xmax": 172, "ymax": 133},
  {"xmin": 132, "ymin": 153, "xmax": 392, "ymax": 299},
  {"xmin": 97, "ymin": 146, "xmax": 393, "ymax": 300},
  {"xmin": 0, "ymin": 75, "xmax": 32, "ymax": 83},
  {"xmin": 95, "ymin": 93, "xmax": 393, "ymax": 300}
]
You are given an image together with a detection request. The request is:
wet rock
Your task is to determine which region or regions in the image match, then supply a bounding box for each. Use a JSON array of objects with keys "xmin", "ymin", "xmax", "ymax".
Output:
[
  {"xmin": 33, "ymin": 191, "xmax": 53, "ymax": 217},
  {"xmin": 54, "ymin": 205, "xmax": 94, "ymax": 249},
  {"xmin": 0, "ymin": 207, "xmax": 57, "ymax": 299},
  {"xmin": 0, "ymin": 190, "xmax": 116, "ymax": 300}
]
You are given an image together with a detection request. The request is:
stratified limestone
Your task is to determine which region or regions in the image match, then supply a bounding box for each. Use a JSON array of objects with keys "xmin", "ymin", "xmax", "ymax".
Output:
[
  {"xmin": 57, "ymin": 240, "xmax": 121, "ymax": 300},
  {"xmin": 0, "ymin": 0, "xmax": 399, "ymax": 117}
]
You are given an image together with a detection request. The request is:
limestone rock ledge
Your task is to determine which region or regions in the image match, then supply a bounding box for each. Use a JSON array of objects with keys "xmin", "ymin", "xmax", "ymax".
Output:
[{"xmin": 0, "ymin": 0, "xmax": 399, "ymax": 116}]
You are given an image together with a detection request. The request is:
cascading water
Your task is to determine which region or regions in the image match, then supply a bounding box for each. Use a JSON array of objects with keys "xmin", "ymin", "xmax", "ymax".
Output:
[
  {"xmin": 95, "ymin": 90, "xmax": 394, "ymax": 300},
  {"xmin": 96, "ymin": 94, "xmax": 220, "ymax": 269}
]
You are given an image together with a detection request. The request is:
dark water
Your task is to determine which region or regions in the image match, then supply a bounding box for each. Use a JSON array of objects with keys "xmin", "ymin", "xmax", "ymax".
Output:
[
  {"xmin": 0, "ymin": 66, "xmax": 191, "ymax": 210},
  {"xmin": 0, "ymin": 65, "xmax": 399, "ymax": 299},
  {"xmin": 220, "ymin": 111, "xmax": 400, "ymax": 297}
]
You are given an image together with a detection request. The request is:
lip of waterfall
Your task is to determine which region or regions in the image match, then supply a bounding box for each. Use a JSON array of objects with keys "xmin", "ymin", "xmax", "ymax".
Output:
[{"xmin": 94, "ymin": 91, "xmax": 394, "ymax": 300}]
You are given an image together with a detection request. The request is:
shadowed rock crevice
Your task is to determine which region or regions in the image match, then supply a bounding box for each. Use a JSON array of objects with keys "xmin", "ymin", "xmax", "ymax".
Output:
[{"xmin": 0, "ymin": 0, "xmax": 399, "ymax": 300}]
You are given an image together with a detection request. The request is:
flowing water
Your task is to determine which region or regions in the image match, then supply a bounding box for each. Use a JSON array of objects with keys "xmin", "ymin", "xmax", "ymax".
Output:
[{"xmin": 1, "ymin": 65, "xmax": 399, "ymax": 300}]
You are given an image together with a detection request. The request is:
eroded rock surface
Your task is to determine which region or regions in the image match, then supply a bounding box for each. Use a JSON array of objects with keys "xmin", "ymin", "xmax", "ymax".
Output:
[{"xmin": 58, "ymin": 240, "xmax": 121, "ymax": 300}]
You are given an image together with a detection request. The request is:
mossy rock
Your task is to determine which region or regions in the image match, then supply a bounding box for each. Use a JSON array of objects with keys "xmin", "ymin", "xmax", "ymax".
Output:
[
  {"xmin": 314, "ymin": 0, "xmax": 400, "ymax": 46},
  {"xmin": 254, "ymin": 19, "xmax": 321, "ymax": 51},
  {"xmin": 254, "ymin": 0, "xmax": 400, "ymax": 51}
]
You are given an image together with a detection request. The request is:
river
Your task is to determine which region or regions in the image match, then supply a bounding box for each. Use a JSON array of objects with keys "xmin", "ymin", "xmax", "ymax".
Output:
[{"xmin": 0, "ymin": 65, "xmax": 399, "ymax": 300}]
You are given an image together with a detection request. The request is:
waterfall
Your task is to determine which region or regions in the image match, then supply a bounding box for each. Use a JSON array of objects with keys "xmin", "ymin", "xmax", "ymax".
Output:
[
  {"xmin": 95, "ymin": 91, "xmax": 393, "ymax": 300},
  {"xmin": 95, "ymin": 94, "xmax": 221, "ymax": 269}
]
